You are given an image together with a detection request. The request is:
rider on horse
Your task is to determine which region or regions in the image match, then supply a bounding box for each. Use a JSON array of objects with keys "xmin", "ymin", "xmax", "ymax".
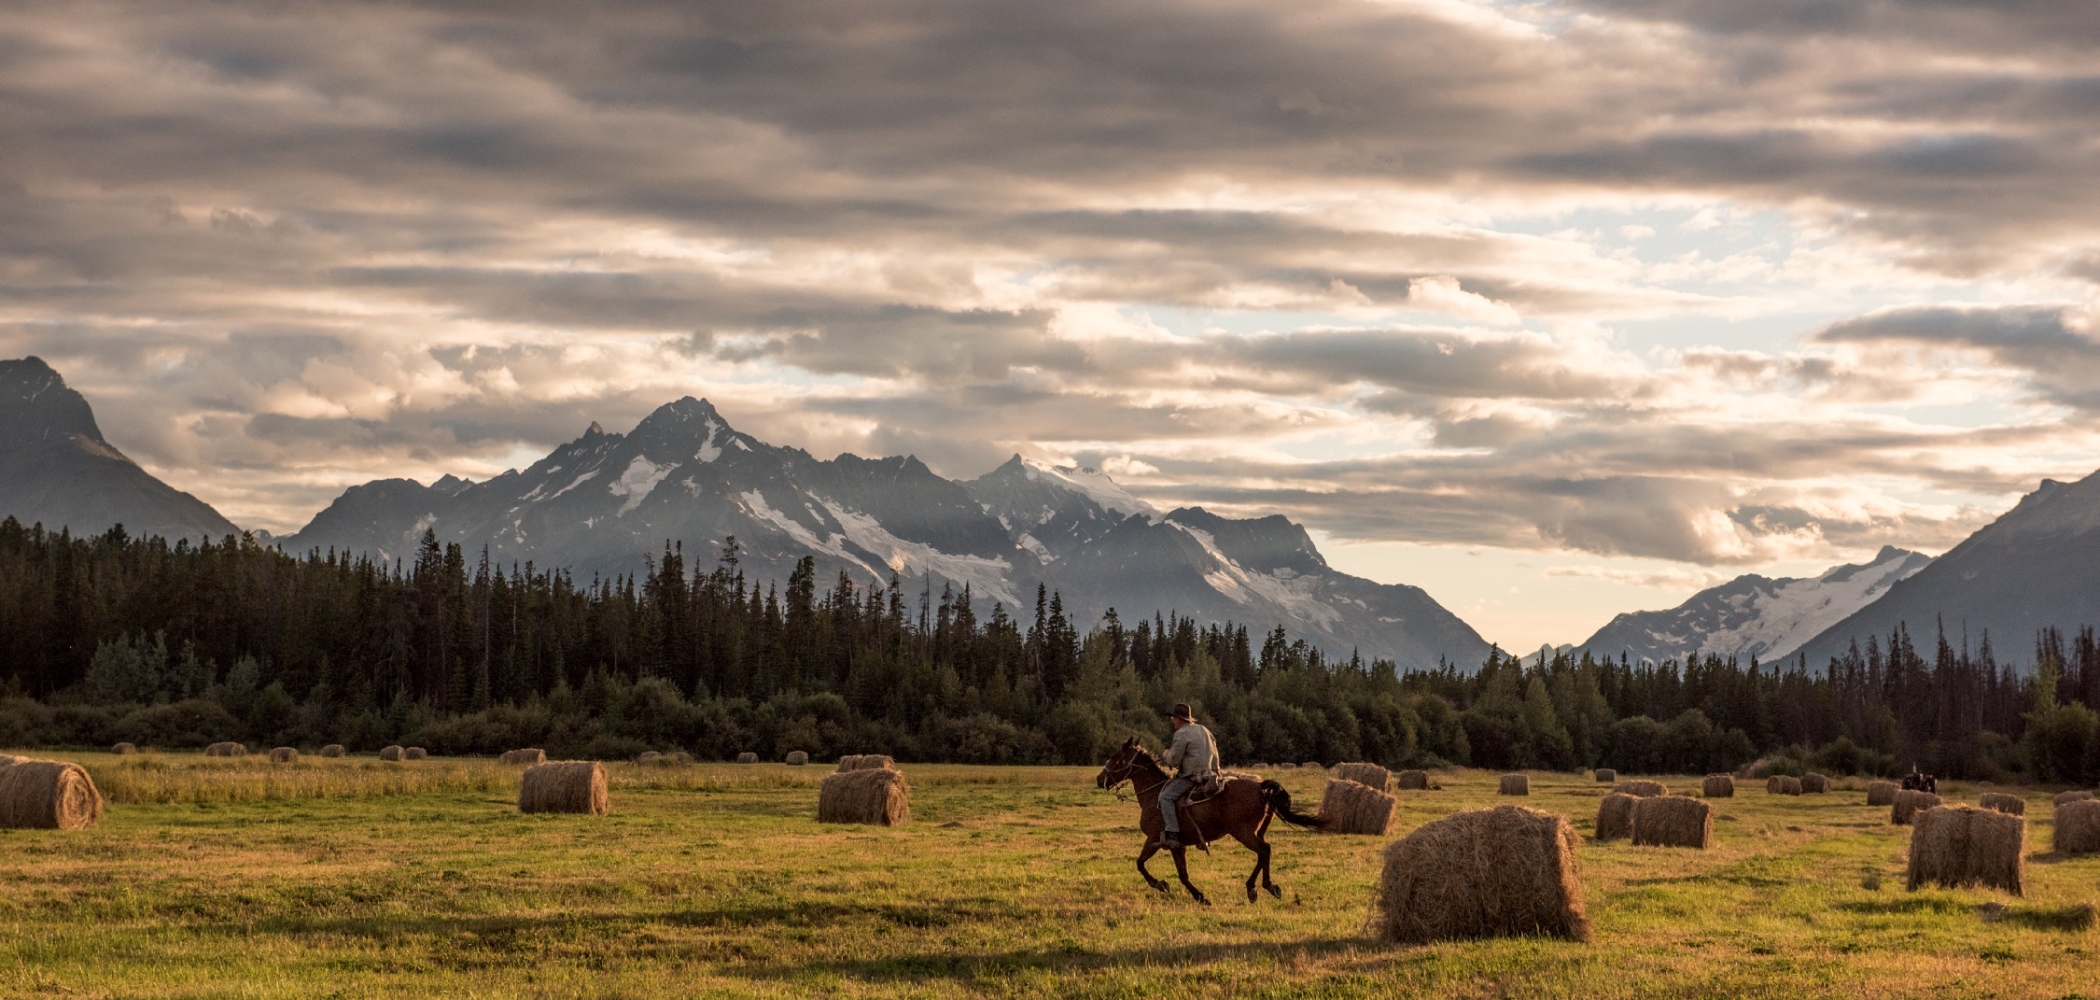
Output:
[{"xmin": 1158, "ymin": 702, "xmax": 1218, "ymax": 849}]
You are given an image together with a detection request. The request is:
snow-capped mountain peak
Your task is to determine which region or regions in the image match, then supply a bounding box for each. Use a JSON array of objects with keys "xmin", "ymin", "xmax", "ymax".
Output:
[{"xmin": 1022, "ymin": 461, "xmax": 1159, "ymax": 521}]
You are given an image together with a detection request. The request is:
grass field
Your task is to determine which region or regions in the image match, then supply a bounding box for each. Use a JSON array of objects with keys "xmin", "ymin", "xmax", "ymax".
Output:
[{"xmin": 3, "ymin": 753, "xmax": 2098, "ymax": 999}]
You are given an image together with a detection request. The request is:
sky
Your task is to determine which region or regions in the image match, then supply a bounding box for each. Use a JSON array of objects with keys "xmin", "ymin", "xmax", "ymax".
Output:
[{"xmin": 3, "ymin": 0, "xmax": 2099, "ymax": 652}]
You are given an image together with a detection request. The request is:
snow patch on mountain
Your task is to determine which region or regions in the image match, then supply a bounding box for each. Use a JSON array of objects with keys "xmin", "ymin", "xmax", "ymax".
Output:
[
  {"xmin": 1175, "ymin": 523, "xmax": 1343, "ymax": 628},
  {"xmin": 1026, "ymin": 462, "xmax": 1156, "ymax": 520},
  {"xmin": 822, "ymin": 500, "xmax": 1021, "ymax": 607},
  {"xmin": 609, "ymin": 457, "xmax": 672, "ymax": 515},
  {"xmin": 548, "ymin": 469, "xmax": 600, "ymax": 500},
  {"xmin": 694, "ymin": 418, "xmax": 724, "ymax": 463}
]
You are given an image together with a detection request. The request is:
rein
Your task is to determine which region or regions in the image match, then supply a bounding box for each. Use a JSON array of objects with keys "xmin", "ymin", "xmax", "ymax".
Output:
[{"xmin": 1105, "ymin": 754, "xmax": 1169, "ymax": 801}]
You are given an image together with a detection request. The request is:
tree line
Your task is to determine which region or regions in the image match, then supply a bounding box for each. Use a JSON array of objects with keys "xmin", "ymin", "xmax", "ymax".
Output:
[{"xmin": 3, "ymin": 518, "xmax": 2099, "ymax": 784}]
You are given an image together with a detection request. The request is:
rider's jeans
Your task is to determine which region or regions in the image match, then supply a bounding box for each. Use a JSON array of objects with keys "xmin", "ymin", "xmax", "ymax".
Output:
[{"xmin": 1159, "ymin": 775, "xmax": 1194, "ymax": 834}]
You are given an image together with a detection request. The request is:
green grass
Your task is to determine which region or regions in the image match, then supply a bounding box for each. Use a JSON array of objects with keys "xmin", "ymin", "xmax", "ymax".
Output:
[{"xmin": 4, "ymin": 754, "xmax": 2098, "ymax": 998}]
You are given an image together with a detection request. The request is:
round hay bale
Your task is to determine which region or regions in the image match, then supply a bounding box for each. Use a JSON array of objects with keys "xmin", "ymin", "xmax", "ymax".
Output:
[
  {"xmin": 2054, "ymin": 799, "xmax": 2100, "ymax": 854},
  {"xmin": 1595, "ymin": 792, "xmax": 1638, "ymax": 841},
  {"xmin": 1395, "ymin": 769, "xmax": 1429, "ymax": 790},
  {"xmin": 499, "ymin": 748, "xmax": 547, "ymax": 765},
  {"xmin": 1631, "ymin": 795, "xmax": 1713, "ymax": 849},
  {"xmin": 1301, "ymin": 761, "xmax": 1326, "ymax": 771},
  {"xmin": 0, "ymin": 757, "xmax": 104, "ymax": 830},
  {"xmin": 1499, "ymin": 774, "xmax": 1530, "ymax": 796},
  {"xmin": 1612, "ymin": 780, "xmax": 1668, "ymax": 798},
  {"xmin": 836, "ymin": 754, "xmax": 896, "ymax": 772},
  {"xmin": 519, "ymin": 761, "xmax": 610, "ymax": 815},
  {"xmin": 1891, "ymin": 789, "xmax": 1941, "ymax": 825},
  {"xmin": 1779, "ymin": 776, "xmax": 1803, "ymax": 796},
  {"xmin": 665, "ymin": 751, "xmax": 693, "ymax": 765},
  {"xmin": 1333, "ymin": 762, "xmax": 1391, "ymax": 792},
  {"xmin": 734, "ymin": 751, "xmax": 759, "ymax": 764},
  {"xmin": 378, "ymin": 745, "xmax": 405, "ymax": 762},
  {"xmin": 636, "ymin": 751, "xmax": 664, "ymax": 765},
  {"xmin": 1867, "ymin": 780, "xmax": 1899, "ymax": 806},
  {"xmin": 2053, "ymin": 789, "xmax": 2094, "ymax": 807},
  {"xmin": 1702, "ymin": 774, "xmax": 1735, "ymax": 798},
  {"xmin": 320, "ymin": 744, "xmax": 346, "ymax": 758},
  {"xmin": 268, "ymin": 747, "xmax": 298, "ymax": 764},
  {"xmin": 1907, "ymin": 805, "xmax": 2024, "ymax": 895},
  {"xmin": 1319, "ymin": 777, "xmax": 1395, "ymax": 835},
  {"xmin": 1801, "ymin": 773, "xmax": 1829, "ymax": 794},
  {"xmin": 203, "ymin": 742, "xmax": 247, "ymax": 758},
  {"xmin": 1277, "ymin": 762, "xmax": 1298, "ymax": 770},
  {"xmin": 1979, "ymin": 792, "xmax": 2026, "ymax": 816},
  {"xmin": 817, "ymin": 767, "xmax": 910, "ymax": 826},
  {"xmin": 1593, "ymin": 768, "xmax": 1617, "ymax": 783},
  {"xmin": 785, "ymin": 750, "xmax": 809, "ymax": 766},
  {"xmin": 111, "ymin": 742, "xmax": 137, "ymax": 756},
  {"xmin": 1373, "ymin": 805, "xmax": 1592, "ymax": 945},
  {"xmin": 404, "ymin": 747, "xmax": 427, "ymax": 760}
]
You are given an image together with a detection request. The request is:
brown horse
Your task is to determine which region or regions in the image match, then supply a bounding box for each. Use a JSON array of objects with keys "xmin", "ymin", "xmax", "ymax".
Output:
[{"xmin": 1095, "ymin": 736, "xmax": 1327, "ymax": 905}]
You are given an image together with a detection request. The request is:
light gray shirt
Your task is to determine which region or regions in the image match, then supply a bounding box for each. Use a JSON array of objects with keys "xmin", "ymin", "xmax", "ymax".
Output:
[{"xmin": 1162, "ymin": 722, "xmax": 1219, "ymax": 778}]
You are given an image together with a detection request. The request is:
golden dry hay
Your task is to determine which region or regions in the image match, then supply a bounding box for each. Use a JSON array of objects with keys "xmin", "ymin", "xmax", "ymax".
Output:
[
  {"xmin": 817, "ymin": 767, "xmax": 911, "ymax": 826},
  {"xmin": 111, "ymin": 742, "xmax": 137, "ymax": 755},
  {"xmin": 1593, "ymin": 768, "xmax": 1617, "ymax": 783},
  {"xmin": 636, "ymin": 751, "xmax": 664, "ymax": 765},
  {"xmin": 404, "ymin": 747, "xmax": 428, "ymax": 760},
  {"xmin": 1612, "ymin": 780, "xmax": 1668, "ymax": 798},
  {"xmin": 1778, "ymin": 776, "xmax": 1803, "ymax": 795},
  {"xmin": 203, "ymin": 742, "xmax": 247, "ymax": 758},
  {"xmin": 1594, "ymin": 793, "xmax": 1638, "ymax": 841},
  {"xmin": 1979, "ymin": 792, "xmax": 2026, "ymax": 816},
  {"xmin": 1499, "ymin": 774, "xmax": 1530, "ymax": 796},
  {"xmin": 836, "ymin": 754, "xmax": 896, "ymax": 772},
  {"xmin": 1301, "ymin": 761, "xmax": 1326, "ymax": 771},
  {"xmin": 320, "ymin": 745, "xmax": 346, "ymax": 758},
  {"xmin": 1395, "ymin": 769, "xmax": 1429, "ymax": 790},
  {"xmin": 2053, "ymin": 789, "xmax": 2094, "ymax": 807},
  {"xmin": 735, "ymin": 752, "xmax": 759, "ymax": 764},
  {"xmin": 1701, "ymin": 774, "xmax": 1735, "ymax": 798},
  {"xmin": 1906, "ymin": 805, "xmax": 2023, "ymax": 896},
  {"xmin": 2055, "ymin": 799, "xmax": 2100, "ymax": 854},
  {"xmin": 519, "ymin": 761, "xmax": 610, "ymax": 815},
  {"xmin": 1278, "ymin": 763, "xmax": 1298, "ymax": 770},
  {"xmin": 498, "ymin": 749, "xmax": 547, "ymax": 765},
  {"xmin": 1318, "ymin": 778, "xmax": 1396, "ymax": 835},
  {"xmin": 1631, "ymin": 795, "xmax": 1713, "ymax": 849},
  {"xmin": 665, "ymin": 751, "xmax": 693, "ymax": 765},
  {"xmin": 1372, "ymin": 805, "xmax": 1591, "ymax": 946},
  {"xmin": 785, "ymin": 750, "xmax": 810, "ymax": 766},
  {"xmin": 1801, "ymin": 773, "xmax": 1829, "ymax": 793},
  {"xmin": 268, "ymin": 747, "xmax": 298, "ymax": 764},
  {"xmin": 378, "ymin": 745, "xmax": 405, "ymax": 762},
  {"xmin": 0, "ymin": 756, "xmax": 103, "ymax": 830},
  {"xmin": 1891, "ymin": 789, "xmax": 1941, "ymax": 825},
  {"xmin": 1868, "ymin": 780, "xmax": 1900, "ymax": 806},
  {"xmin": 1332, "ymin": 762, "xmax": 1391, "ymax": 792}
]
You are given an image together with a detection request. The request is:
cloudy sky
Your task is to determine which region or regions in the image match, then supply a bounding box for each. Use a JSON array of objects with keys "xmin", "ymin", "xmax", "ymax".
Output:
[{"xmin": 4, "ymin": 0, "xmax": 2098, "ymax": 649}]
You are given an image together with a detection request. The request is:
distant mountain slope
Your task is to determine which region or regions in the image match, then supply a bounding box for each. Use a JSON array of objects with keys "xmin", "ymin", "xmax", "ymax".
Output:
[
  {"xmin": 285, "ymin": 405, "xmax": 1493, "ymax": 670},
  {"xmin": 1574, "ymin": 546, "xmax": 1931, "ymax": 664},
  {"xmin": 1782, "ymin": 472, "xmax": 2100, "ymax": 666},
  {"xmin": 0, "ymin": 357, "xmax": 238, "ymax": 543}
]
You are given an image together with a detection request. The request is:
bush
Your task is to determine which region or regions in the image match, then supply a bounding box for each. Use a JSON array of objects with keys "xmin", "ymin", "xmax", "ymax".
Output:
[{"xmin": 114, "ymin": 700, "xmax": 241, "ymax": 748}]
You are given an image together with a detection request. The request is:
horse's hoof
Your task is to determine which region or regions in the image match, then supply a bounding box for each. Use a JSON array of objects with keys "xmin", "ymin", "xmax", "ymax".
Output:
[
  {"xmin": 1149, "ymin": 881, "xmax": 1170, "ymax": 894},
  {"xmin": 1265, "ymin": 884, "xmax": 1283, "ymax": 899},
  {"xmin": 1196, "ymin": 896, "xmax": 1212, "ymax": 907},
  {"xmin": 1246, "ymin": 887, "xmax": 1258, "ymax": 903}
]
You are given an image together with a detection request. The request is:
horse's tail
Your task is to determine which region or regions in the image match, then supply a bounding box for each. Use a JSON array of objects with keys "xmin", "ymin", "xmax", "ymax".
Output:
[{"xmin": 1260, "ymin": 779, "xmax": 1329, "ymax": 829}]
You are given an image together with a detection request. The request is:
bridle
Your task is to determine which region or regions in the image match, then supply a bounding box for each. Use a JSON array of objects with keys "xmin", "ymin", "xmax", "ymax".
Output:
[{"xmin": 1098, "ymin": 745, "xmax": 1167, "ymax": 801}]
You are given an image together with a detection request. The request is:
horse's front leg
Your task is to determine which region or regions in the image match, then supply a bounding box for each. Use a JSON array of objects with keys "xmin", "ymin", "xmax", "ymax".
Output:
[
  {"xmin": 1136, "ymin": 841, "xmax": 1170, "ymax": 893},
  {"xmin": 1170, "ymin": 847, "xmax": 1209, "ymax": 905}
]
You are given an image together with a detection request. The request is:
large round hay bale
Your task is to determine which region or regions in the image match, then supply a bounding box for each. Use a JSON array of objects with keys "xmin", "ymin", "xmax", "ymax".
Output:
[
  {"xmin": 268, "ymin": 747, "xmax": 298, "ymax": 764},
  {"xmin": 320, "ymin": 744, "xmax": 346, "ymax": 758},
  {"xmin": 817, "ymin": 767, "xmax": 910, "ymax": 826},
  {"xmin": 519, "ymin": 761, "xmax": 610, "ymax": 815},
  {"xmin": 1980, "ymin": 792, "xmax": 2026, "ymax": 816},
  {"xmin": 1333, "ymin": 762, "xmax": 1391, "ymax": 792},
  {"xmin": 1868, "ymin": 780, "xmax": 1899, "ymax": 806},
  {"xmin": 1702, "ymin": 774, "xmax": 1735, "ymax": 798},
  {"xmin": 1612, "ymin": 780, "xmax": 1667, "ymax": 798},
  {"xmin": 1373, "ymin": 805, "xmax": 1591, "ymax": 945},
  {"xmin": 404, "ymin": 747, "xmax": 428, "ymax": 760},
  {"xmin": 379, "ymin": 745, "xmax": 405, "ymax": 762},
  {"xmin": 204, "ymin": 742, "xmax": 247, "ymax": 758},
  {"xmin": 785, "ymin": 750, "xmax": 809, "ymax": 766},
  {"xmin": 499, "ymin": 748, "xmax": 546, "ymax": 765},
  {"xmin": 736, "ymin": 751, "xmax": 759, "ymax": 764},
  {"xmin": 1593, "ymin": 768, "xmax": 1617, "ymax": 783},
  {"xmin": 1779, "ymin": 776, "xmax": 1803, "ymax": 796},
  {"xmin": 1300, "ymin": 761, "xmax": 1326, "ymax": 771},
  {"xmin": 1892, "ymin": 789, "xmax": 1941, "ymax": 825},
  {"xmin": 1595, "ymin": 792, "xmax": 1638, "ymax": 841},
  {"xmin": 837, "ymin": 754, "xmax": 896, "ymax": 772},
  {"xmin": 2054, "ymin": 799, "xmax": 2100, "ymax": 854},
  {"xmin": 1631, "ymin": 795, "xmax": 1713, "ymax": 849},
  {"xmin": 1395, "ymin": 769, "xmax": 1429, "ymax": 790},
  {"xmin": 636, "ymin": 751, "xmax": 664, "ymax": 765},
  {"xmin": 111, "ymin": 742, "xmax": 137, "ymax": 756},
  {"xmin": 1907, "ymin": 805, "xmax": 2023, "ymax": 895},
  {"xmin": 0, "ymin": 757, "xmax": 104, "ymax": 830},
  {"xmin": 1499, "ymin": 774, "xmax": 1530, "ymax": 796},
  {"xmin": 665, "ymin": 751, "xmax": 693, "ymax": 765},
  {"xmin": 2053, "ymin": 789, "xmax": 2094, "ymax": 807},
  {"xmin": 1319, "ymin": 778, "xmax": 1395, "ymax": 835},
  {"xmin": 1801, "ymin": 773, "xmax": 1829, "ymax": 794}
]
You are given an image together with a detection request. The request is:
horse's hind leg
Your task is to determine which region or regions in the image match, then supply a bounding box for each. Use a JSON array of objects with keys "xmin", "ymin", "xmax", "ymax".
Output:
[
  {"xmin": 1257, "ymin": 838, "xmax": 1280, "ymax": 898},
  {"xmin": 1171, "ymin": 847, "xmax": 1209, "ymax": 906},
  {"xmin": 1136, "ymin": 842, "xmax": 1170, "ymax": 894},
  {"xmin": 1229, "ymin": 830, "xmax": 1266, "ymax": 903}
]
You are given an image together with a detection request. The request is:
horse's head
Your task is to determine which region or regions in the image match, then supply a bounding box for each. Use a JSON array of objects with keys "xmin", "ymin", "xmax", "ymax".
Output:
[{"xmin": 1095, "ymin": 736, "xmax": 1146, "ymax": 790}]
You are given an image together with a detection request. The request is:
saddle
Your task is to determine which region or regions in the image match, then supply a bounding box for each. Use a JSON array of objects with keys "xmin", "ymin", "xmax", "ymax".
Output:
[
  {"xmin": 1168, "ymin": 773, "xmax": 1237, "ymax": 852},
  {"xmin": 1187, "ymin": 772, "xmax": 1229, "ymax": 805}
]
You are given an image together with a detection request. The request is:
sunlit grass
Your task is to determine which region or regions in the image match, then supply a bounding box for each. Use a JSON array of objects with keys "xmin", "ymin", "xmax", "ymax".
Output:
[{"xmin": 3, "ymin": 752, "xmax": 2097, "ymax": 998}]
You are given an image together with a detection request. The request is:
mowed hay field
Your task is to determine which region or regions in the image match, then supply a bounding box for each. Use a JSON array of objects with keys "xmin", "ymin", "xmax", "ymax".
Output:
[{"xmin": 4, "ymin": 759, "xmax": 2100, "ymax": 999}]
